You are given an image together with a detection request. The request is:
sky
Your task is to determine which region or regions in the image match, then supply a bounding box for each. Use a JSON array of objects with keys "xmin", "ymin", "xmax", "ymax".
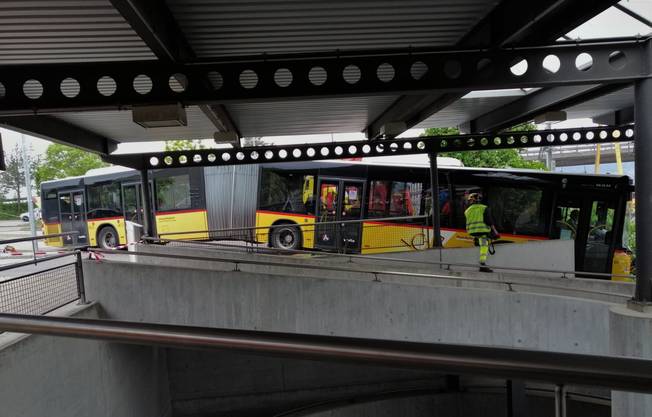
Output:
[{"xmin": 3, "ymin": 1, "xmax": 651, "ymax": 178}]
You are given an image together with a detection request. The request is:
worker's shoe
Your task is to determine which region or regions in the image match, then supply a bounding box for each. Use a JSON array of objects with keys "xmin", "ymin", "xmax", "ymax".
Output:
[{"xmin": 479, "ymin": 263, "xmax": 493, "ymax": 273}]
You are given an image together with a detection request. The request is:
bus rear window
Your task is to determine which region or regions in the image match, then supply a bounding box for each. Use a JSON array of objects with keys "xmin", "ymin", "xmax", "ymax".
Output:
[{"xmin": 156, "ymin": 175, "xmax": 191, "ymax": 212}]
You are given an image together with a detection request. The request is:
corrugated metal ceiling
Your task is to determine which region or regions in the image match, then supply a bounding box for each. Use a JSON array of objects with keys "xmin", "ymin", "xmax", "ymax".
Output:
[
  {"xmin": 166, "ymin": 0, "xmax": 498, "ymax": 57},
  {"xmin": 414, "ymin": 94, "xmax": 523, "ymax": 129},
  {"xmin": 564, "ymin": 86, "xmax": 633, "ymax": 120},
  {"xmin": 0, "ymin": 0, "xmax": 154, "ymax": 64},
  {"xmin": 226, "ymin": 95, "xmax": 398, "ymax": 137}
]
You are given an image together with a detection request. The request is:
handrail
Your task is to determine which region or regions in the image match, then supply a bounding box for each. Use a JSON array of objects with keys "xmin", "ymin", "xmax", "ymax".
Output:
[
  {"xmin": 1, "ymin": 313, "xmax": 651, "ymax": 393},
  {"xmin": 157, "ymin": 215, "xmax": 429, "ymax": 237},
  {"xmin": 90, "ymin": 248, "xmax": 631, "ymax": 301},
  {"xmin": 0, "ymin": 251, "xmax": 77, "ymax": 273},
  {"xmin": 0, "ymin": 231, "xmax": 79, "ymax": 246},
  {"xmin": 144, "ymin": 236, "xmax": 636, "ymax": 282}
]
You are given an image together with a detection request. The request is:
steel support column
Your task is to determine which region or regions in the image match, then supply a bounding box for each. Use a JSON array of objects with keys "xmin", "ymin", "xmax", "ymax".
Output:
[
  {"xmin": 140, "ymin": 169, "xmax": 154, "ymax": 238},
  {"xmin": 506, "ymin": 380, "xmax": 527, "ymax": 417},
  {"xmin": 634, "ymin": 76, "xmax": 652, "ymax": 302},
  {"xmin": 429, "ymin": 153, "xmax": 442, "ymax": 248}
]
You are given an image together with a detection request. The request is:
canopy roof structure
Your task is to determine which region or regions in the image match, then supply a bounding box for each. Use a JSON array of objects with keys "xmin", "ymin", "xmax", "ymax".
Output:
[{"xmin": 0, "ymin": 0, "xmax": 648, "ymax": 163}]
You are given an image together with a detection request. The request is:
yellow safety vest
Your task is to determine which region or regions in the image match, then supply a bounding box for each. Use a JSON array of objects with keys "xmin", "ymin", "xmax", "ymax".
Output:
[{"xmin": 465, "ymin": 204, "xmax": 491, "ymax": 235}]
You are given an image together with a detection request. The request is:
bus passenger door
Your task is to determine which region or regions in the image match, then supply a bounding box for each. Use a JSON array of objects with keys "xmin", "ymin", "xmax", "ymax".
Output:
[
  {"xmin": 582, "ymin": 199, "xmax": 617, "ymax": 274},
  {"xmin": 315, "ymin": 179, "xmax": 365, "ymax": 252},
  {"xmin": 59, "ymin": 190, "xmax": 88, "ymax": 245},
  {"xmin": 122, "ymin": 183, "xmax": 143, "ymax": 224}
]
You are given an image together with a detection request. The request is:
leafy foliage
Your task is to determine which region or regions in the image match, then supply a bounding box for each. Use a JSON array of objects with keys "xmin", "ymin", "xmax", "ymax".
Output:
[
  {"xmin": 0, "ymin": 143, "xmax": 39, "ymax": 200},
  {"xmin": 422, "ymin": 125, "xmax": 546, "ymax": 170},
  {"xmin": 34, "ymin": 143, "xmax": 108, "ymax": 189},
  {"xmin": 164, "ymin": 139, "xmax": 206, "ymax": 151}
]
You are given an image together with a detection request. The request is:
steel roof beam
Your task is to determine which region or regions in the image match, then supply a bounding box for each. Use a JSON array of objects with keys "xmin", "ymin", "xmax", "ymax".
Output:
[
  {"xmin": 470, "ymin": 83, "xmax": 629, "ymax": 133},
  {"xmin": 110, "ymin": 0, "xmax": 240, "ymax": 137},
  {"xmin": 0, "ymin": 39, "xmax": 648, "ymax": 117},
  {"xmin": 366, "ymin": 0, "xmax": 619, "ymax": 139},
  {"xmin": 103, "ymin": 125, "xmax": 634, "ymax": 171},
  {"xmin": 0, "ymin": 116, "xmax": 117, "ymax": 156}
]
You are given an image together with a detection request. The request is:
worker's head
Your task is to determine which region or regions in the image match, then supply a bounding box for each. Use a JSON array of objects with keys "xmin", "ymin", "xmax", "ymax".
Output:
[{"xmin": 467, "ymin": 193, "xmax": 481, "ymax": 204}]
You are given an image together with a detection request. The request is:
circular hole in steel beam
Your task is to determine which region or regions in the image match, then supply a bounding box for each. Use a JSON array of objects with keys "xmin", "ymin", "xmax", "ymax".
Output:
[
  {"xmin": 23, "ymin": 79, "xmax": 43, "ymax": 99},
  {"xmin": 292, "ymin": 149, "xmax": 301, "ymax": 158},
  {"xmin": 236, "ymin": 152, "xmax": 245, "ymax": 160},
  {"xmin": 97, "ymin": 76, "xmax": 117, "ymax": 96},
  {"xmin": 626, "ymin": 128, "xmax": 634, "ymax": 138},
  {"xmin": 207, "ymin": 71, "xmax": 223, "ymax": 90},
  {"xmin": 376, "ymin": 144, "xmax": 385, "ymax": 153},
  {"xmin": 493, "ymin": 137, "xmax": 502, "ymax": 145},
  {"xmin": 467, "ymin": 138, "xmax": 475, "ymax": 147},
  {"xmin": 533, "ymin": 135, "xmax": 541, "ymax": 144},
  {"xmin": 60, "ymin": 77, "xmax": 80, "ymax": 98},
  {"xmin": 575, "ymin": 53, "xmax": 593, "ymax": 71},
  {"xmin": 164, "ymin": 156, "xmax": 173, "ymax": 165},
  {"xmin": 403, "ymin": 142, "xmax": 412, "ymax": 150},
  {"xmin": 560, "ymin": 133, "xmax": 568, "ymax": 142},
  {"xmin": 417, "ymin": 141, "xmax": 426, "ymax": 150},
  {"xmin": 572, "ymin": 132, "xmax": 581, "ymax": 141},
  {"xmin": 440, "ymin": 140, "xmax": 448, "ymax": 148},
  {"xmin": 274, "ymin": 68, "xmax": 293, "ymax": 87},
  {"xmin": 542, "ymin": 55, "xmax": 561, "ymax": 74},
  {"xmin": 480, "ymin": 138, "xmax": 488, "ymax": 146},
  {"xmin": 133, "ymin": 74, "xmax": 152, "ymax": 95},
  {"xmin": 586, "ymin": 131, "xmax": 595, "ymax": 140},
  {"xmin": 240, "ymin": 70, "xmax": 258, "ymax": 89},
  {"xmin": 169, "ymin": 73, "xmax": 188, "ymax": 93},
  {"xmin": 149, "ymin": 157, "xmax": 159, "ymax": 167},
  {"xmin": 377, "ymin": 63, "xmax": 395, "ymax": 82},
  {"xmin": 307, "ymin": 148, "xmax": 316, "ymax": 157},
  {"xmin": 320, "ymin": 147, "xmax": 329, "ymax": 156},
  {"xmin": 507, "ymin": 136, "xmax": 515, "ymax": 145},
  {"xmin": 193, "ymin": 154, "xmax": 202, "ymax": 163},
  {"xmin": 334, "ymin": 146, "xmax": 343, "ymax": 156},
  {"xmin": 279, "ymin": 149, "xmax": 288, "ymax": 158},
  {"xmin": 520, "ymin": 135, "xmax": 528, "ymax": 144},
  {"xmin": 250, "ymin": 151, "xmax": 260, "ymax": 160},
  {"xmin": 410, "ymin": 61, "xmax": 428, "ymax": 80},
  {"xmin": 222, "ymin": 152, "xmax": 231, "ymax": 161},
  {"xmin": 349, "ymin": 145, "xmax": 358, "ymax": 154},
  {"xmin": 599, "ymin": 130, "xmax": 608, "ymax": 140},
  {"xmin": 309, "ymin": 67, "xmax": 327, "ymax": 86},
  {"xmin": 390, "ymin": 143, "xmax": 398, "ymax": 152},
  {"xmin": 207, "ymin": 153, "xmax": 216, "ymax": 162},
  {"xmin": 510, "ymin": 58, "xmax": 528, "ymax": 76},
  {"xmin": 546, "ymin": 134, "xmax": 555, "ymax": 143},
  {"xmin": 343, "ymin": 65, "xmax": 361, "ymax": 84},
  {"xmin": 609, "ymin": 51, "xmax": 627, "ymax": 70},
  {"xmin": 443, "ymin": 60, "xmax": 462, "ymax": 79},
  {"xmin": 264, "ymin": 150, "xmax": 274, "ymax": 159},
  {"xmin": 612, "ymin": 129, "xmax": 621, "ymax": 139},
  {"xmin": 179, "ymin": 155, "xmax": 188, "ymax": 164}
]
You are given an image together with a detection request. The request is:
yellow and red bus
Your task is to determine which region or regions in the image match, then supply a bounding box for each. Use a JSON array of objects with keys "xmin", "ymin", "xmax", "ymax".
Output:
[{"xmin": 40, "ymin": 158, "xmax": 633, "ymax": 275}]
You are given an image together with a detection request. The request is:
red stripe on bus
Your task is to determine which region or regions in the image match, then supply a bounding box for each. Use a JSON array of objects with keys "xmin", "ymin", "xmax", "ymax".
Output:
[
  {"xmin": 256, "ymin": 210, "xmax": 316, "ymax": 220},
  {"xmin": 88, "ymin": 216, "xmax": 123, "ymax": 222},
  {"xmin": 155, "ymin": 208, "xmax": 207, "ymax": 216}
]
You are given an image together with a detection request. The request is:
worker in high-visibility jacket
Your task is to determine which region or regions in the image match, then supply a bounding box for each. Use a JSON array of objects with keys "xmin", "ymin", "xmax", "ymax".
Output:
[{"xmin": 464, "ymin": 193, "xmax": 499, "ymax": 273}]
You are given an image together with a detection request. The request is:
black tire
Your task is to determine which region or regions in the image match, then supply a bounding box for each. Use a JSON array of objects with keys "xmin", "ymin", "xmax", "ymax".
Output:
[
  {"xmin": 97, "ymin": 226, "xmax": 119, "ymax": 249},
  {"xmin": 21, "ymin": 216, "xmax": 29, "ymax": 222},
  {"xmin": 271, "ymin": 223, "xmax": 302, "ymax": 250}
]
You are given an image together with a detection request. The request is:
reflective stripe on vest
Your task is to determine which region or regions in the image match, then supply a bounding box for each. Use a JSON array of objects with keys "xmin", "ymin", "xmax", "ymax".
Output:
[{"xmin": 465, "ymin": 204, "xmax": 491, "ymax": 234}]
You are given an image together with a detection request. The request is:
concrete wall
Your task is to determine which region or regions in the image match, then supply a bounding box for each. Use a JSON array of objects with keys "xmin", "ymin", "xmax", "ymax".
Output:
[
  {"xmin": 0, "ymin": 303, "xmax": 171, "ymax": 417},
  {"xmin": 84, "ymin": 259, "xmax": 614, "ymax": 355}
]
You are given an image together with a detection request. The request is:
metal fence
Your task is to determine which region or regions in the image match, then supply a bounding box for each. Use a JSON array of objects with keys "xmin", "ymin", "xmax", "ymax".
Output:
[
  {"xmin": 0, "ymin": 233, "xmax": 86, "ymax": 317},
  {"xmin": 158, "ymin": 215, "xmax": 433, "ymax": 254}
]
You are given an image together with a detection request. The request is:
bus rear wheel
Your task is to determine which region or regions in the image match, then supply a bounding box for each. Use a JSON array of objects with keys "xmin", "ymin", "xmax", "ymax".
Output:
[
  {"xmin": 98, "ymin": 226, "xmax": 119, "ymax": 249},
  {"xmin": 271, "ymin": 224, "xmax": 302, "ymax": 250}
]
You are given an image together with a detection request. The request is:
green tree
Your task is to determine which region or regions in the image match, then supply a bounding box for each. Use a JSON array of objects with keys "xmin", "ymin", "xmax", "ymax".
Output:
[
  {"xmin": 164, "ymin": 139, "xmax": 206, "ymax": 151},
  {"xmin": 34, "ymin": 143, "xmax": 108, "ymax": 188},
  {"xmin": 0, "ymin": 143, "xmax": 39, "ymax": 200},
  {"xmin": 422, "ymin": 124, "xmax": 546, "ymax": 170}
]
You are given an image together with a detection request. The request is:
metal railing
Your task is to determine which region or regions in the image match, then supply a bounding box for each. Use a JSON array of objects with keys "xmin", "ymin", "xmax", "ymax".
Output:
[
  {"xmin": 157, "ymin": 214, "xmax": 432, "ymax": 254},
  {"xmin": 91, "ymin": 247, "xmax": 632, "ymax": 302},
  {"xmin": 0, "ymin": 233, "xmax": 87, "ymax": 317},
  {"xmin": 149, "ymin": 226, "xmax": 637, "ymax": 282}
]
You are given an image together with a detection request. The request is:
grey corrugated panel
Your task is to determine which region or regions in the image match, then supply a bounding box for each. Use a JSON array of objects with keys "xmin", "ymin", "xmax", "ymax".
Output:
[
  {"xmin": 167, "ymin": 0, "xmax": 496, "ymax": 57},
  {"xmin": 54, "ymin": 106, "xmax": 216, "ymax": 142},
  {"xmin": 564, "ymin": 86, "xmax": 634, "ymax": 119},
  {"xmin": 0, "ymin": 0, "xmax": 154, "ymax": 64},
  {"xmin": 414, "ymin": 95, "xmax": 525, "ymax": 129},
  {"xmin": 227, "ymin": 96, "xmax": 398, "ymax": 137},
  {"xmin": 203, "ymin": 165, "xmax": 259, "ymax": 232}
]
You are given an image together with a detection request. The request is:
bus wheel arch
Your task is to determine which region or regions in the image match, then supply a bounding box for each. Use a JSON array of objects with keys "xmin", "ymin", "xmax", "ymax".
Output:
[
  {"xmin": 97, "ymin": 225, "xmax": 119, "ymax": 249},
  {"xmin": 269, "ymin": 220, "xmax": 302, "ymax": 250}
]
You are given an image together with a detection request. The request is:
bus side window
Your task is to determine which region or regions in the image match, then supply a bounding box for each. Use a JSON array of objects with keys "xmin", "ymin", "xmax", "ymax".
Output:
[
  {"xmin": 451, "ymin": 185, "xmax": 482, "ymax": 229},
  {"xmin": 367, "ymin": 180, "xmax": 389, "ymax": 218}
]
